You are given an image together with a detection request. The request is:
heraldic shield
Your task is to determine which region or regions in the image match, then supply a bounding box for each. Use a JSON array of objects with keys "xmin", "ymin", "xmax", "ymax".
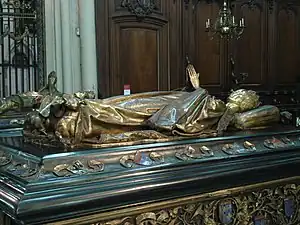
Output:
[{"xmin": 218, "ymin": 200, "xmax": 234, "ymax": 224}]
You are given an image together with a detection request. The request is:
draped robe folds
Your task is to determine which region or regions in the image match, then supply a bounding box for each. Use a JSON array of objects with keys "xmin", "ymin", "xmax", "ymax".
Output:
[{"xmin": 56, "ymin": 88, "xmax": 227, "ymax": 146}]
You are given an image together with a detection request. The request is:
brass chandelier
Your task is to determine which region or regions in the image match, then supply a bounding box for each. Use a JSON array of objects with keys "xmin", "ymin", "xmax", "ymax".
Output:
[{"xmin": 205, "ymin": 0, "xmax": 245, "ymax": 39}]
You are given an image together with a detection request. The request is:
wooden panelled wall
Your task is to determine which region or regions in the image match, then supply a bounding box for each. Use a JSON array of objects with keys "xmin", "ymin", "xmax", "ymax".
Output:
[{"xmin": 95, "ymin": 0, "xmax": 300, "ymax": 97}]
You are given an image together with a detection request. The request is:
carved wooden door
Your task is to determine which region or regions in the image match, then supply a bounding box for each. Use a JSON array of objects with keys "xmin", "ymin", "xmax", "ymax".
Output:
[{"xmin": 96, "ymin": 0, "xmax": 183, "ymax": 97}]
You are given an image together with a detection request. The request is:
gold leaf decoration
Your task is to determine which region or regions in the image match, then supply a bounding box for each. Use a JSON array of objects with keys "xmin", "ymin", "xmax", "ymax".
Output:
[{"xmin": 93, "ymin": 183, "xmax": 300, "ymax": 225}]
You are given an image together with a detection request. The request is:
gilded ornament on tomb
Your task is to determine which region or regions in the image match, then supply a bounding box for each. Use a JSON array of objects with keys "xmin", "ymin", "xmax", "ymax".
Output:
[{"xmin": 86, "ymin": 180, "xmax": 300, "ymax": 225}]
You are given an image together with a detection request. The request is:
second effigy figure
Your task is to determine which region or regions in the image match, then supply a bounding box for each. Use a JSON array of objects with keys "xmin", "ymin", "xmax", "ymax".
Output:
[{"xmin": 0, "ymin": 65, "xmax": 280, "ymax": 148}]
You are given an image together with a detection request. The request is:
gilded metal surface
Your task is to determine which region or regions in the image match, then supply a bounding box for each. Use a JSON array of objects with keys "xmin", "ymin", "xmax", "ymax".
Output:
[
  {"xmin": 234, "ymin": 105, "xmax": 280, "ymax": 130},
  {"xmin": 149, "ymin": 152, "xmax": 165, "ymax": 163},
  {"xmin": 24, "ymin": 72, "xmax": 228, "ymax": 147},
  {"xmin": 94, "ymin": 185, "xmax": 298, "ymax": 224},
  {"xmin": 175, "ymin": 145, "xmax": 213, "ymax": 160},
  {"xmin": 53, "ymin": 159, "xmax": 104, "ymax": 177},
  {"xmin": 0, "ymin": 69, "xmax": 281, "ymax": 148},
  {"xmin": 147, "ymin": 89, "xmax": 226, "ymax": 134},
  {"xmin": 103, "ymin": 183, "xmax": 299, "ymax": 225},
  {"xmin": 221, "ymin": 142, "xmax": 256, "ymax": 155},
  {"xmin": 205, "ymin": 1, "xmax": 245, "ymax": 39},
  {"xmin": 0, "ymin": 71, "xmax": 58, "ymax": 116},
  {"xmin": 120, "ymin": 151, "xmax": 164, "ymax": 168},
  {"xmin": 226, "ymin": 89, "xmax": 260, "ymax": 113},
  {"xmin": 186, "ymin": 63, "xmax": 200, "ymax": 89},
  {"xmin": 46, "ymin": 177, "xmax": 300, "ymax": 225},
  {"xmin": 244, "ymin": 141, "xmax": 256, "ymax": 150},
  {"xmin": 1, "ymin": 130, "xmax": 297, "ymax": 179}
]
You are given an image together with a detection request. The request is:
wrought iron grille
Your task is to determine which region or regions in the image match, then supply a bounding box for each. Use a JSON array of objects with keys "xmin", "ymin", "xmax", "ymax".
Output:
[{"xmin": 0, "ymin": 0, "xmax": 44, "ymax": 98}]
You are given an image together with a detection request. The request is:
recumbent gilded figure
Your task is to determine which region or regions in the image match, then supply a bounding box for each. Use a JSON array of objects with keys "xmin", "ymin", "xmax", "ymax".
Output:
[{"xmin": 0, "ymin": 62, "xmax": 280, "ymax": 148}]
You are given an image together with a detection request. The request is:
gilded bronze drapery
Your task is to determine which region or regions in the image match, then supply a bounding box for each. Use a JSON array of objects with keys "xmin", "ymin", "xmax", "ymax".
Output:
[{"xmin": 0, "ymin": 69, "xmax": 281, "ymax": 148}]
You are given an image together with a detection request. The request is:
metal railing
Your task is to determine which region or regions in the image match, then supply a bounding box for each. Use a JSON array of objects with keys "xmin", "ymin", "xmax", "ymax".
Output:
[{"xmin": 0, "ymin": 0, "xmax": 44, "ymax": 98}]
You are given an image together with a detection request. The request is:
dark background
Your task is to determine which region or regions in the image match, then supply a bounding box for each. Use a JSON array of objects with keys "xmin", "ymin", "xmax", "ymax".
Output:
[{"xmin": 95, "ymin": 0, "xmax": 300, "ymax": 98}]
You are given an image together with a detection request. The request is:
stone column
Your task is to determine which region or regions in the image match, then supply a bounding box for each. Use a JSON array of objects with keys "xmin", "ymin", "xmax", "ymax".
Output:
[
  {"xmin": 78, "ymin": 0, "xmax": 98, "ymax": 97},
  {"xmin": 53, "ymin": 0, "xmax": 63, "ymax": 91},
  {"xmin": 61, "ymin": 0, "xmax": 74, "ymax": 93},
  {"xmin": 69, "ymin": 0, "xmax": 82, "ymax": 92},
  {"xmin": 44, "ymin": 0, "xmax": 63, "ymax": 91},
  {"xmin": 44, "ymin": 0, "xmax": 81, "ymax": 93}
]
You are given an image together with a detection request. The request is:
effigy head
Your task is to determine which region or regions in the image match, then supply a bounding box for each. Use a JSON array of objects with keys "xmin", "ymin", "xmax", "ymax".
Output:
[
  {"xmin": 226, "ymin": 89, "xmax": 260, "ymax": 113},
  {"xmin": 47, "ymin": 71, "xmax": 57, "ymax": 86}
]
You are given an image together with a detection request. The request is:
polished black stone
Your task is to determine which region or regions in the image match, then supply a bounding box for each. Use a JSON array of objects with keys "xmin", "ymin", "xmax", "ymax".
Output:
[{"xmin": 0, "ymin": 126, "xmax": 299, "ymax": 224}]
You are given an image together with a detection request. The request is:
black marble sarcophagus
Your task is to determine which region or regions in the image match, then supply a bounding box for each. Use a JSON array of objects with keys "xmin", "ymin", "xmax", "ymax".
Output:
[{"xmin": 0, "ymin": 125, "xmax": 300, "ymax": 225}]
